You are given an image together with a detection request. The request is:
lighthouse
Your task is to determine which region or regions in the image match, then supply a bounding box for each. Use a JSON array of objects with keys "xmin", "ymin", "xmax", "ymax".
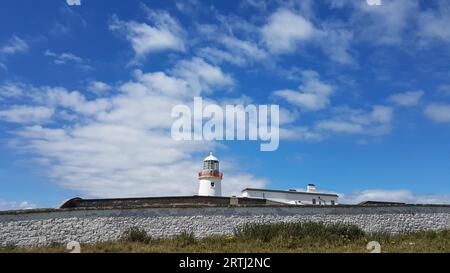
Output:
[{"xmin": 198, "ymin": 152, "xmax": 223, "ymax": 196}]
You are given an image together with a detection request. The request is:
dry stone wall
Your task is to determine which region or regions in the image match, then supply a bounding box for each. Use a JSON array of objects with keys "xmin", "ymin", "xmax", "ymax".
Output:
[{"xmin": 0, "ymin": 205, "xmax": 449, "ymax": 247}]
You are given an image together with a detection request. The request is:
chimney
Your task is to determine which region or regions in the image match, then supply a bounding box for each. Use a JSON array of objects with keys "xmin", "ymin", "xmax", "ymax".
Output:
[{"xmin": 307, "ymin": 184, "xmax": 316, "ymax": 192}]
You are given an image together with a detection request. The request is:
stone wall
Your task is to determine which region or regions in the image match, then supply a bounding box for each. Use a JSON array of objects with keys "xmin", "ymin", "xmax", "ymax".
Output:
[{"xmin": 1, "ymin": 205, "xmax": 449, "ymax": 247}]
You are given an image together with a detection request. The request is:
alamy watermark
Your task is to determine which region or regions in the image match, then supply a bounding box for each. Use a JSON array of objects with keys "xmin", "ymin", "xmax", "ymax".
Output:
[{"xmin": 171, "ymin": 97, "xmax": 280, "ymax": 151}]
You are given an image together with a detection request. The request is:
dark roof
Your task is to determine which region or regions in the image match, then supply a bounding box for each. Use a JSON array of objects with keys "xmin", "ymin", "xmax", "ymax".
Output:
[
  {"xmin": 358, "ymin": 201, "xmax": 407, "ymax": 205},
  {"xmin": 242, "ymin": 188, "xmax": 339, "ymax": 197},
  {"xmin": 57, "ymin": 195, "xmax": 286, "ymax": 209},
  {"xmin": 2, "ymin": 202, "xmax": 450, "ymax": 216}
]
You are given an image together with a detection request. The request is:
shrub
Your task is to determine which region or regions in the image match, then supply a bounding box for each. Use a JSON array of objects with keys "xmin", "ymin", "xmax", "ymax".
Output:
[
  {"xmin": 0, "ymin": 244, "xmax": 17, "ymax": 252},
  {"xmin": 173, "ymin": 231, "xmax": 197, "ymax": 247},
  {"xmin": 120, "ymin": 227, "xmax": 152, "ymax": 244},
  {"xmin": 48, "ymin": 242, "xmax": 64, "ymax": 248}
]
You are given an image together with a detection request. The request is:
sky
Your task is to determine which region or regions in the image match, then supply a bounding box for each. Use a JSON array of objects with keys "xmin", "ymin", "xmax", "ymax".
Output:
[{"xmin": 1, "ymin": 0, "xmax": 450, "ymax": 210}]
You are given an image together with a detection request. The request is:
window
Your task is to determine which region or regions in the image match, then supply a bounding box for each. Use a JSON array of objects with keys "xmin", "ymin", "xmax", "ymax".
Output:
[
  {"xmin": 331, "ymin": 200, "xmax": 335, "ymax": 205},
  {"xmin": 312, "ymin": 199, "xmax": 316, "ymax": 205},
  {"xmin": 204, "ymin": 160, "xmax": 219, "ymax": 170},
  {"xmin": 211, "ymin": 182, "xmax": 215, "ymax": 187}
]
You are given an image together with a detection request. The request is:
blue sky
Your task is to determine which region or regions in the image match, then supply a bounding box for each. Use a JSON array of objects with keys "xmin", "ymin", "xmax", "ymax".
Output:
[{"xmin": 1, "ymin": 0, "xmax": 450, "ymax": 210}]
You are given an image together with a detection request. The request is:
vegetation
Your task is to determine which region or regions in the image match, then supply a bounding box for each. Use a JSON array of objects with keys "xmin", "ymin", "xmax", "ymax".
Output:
[
  {"xmin": 1, "ymin": 222, "xmax": 449, "ymax": 253},
  {"xmin": 120, "ymin": 227, "xmax": 152, "ymax": 244},
  {"xmin": 234, "ymin": 222, "xmax": 365, "ymax": 246}
]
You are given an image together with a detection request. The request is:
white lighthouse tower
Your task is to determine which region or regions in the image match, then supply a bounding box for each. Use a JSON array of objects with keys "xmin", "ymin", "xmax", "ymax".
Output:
[{"xmin": 198, "ymin": 152, "xmax": 223, "ymax": 196}]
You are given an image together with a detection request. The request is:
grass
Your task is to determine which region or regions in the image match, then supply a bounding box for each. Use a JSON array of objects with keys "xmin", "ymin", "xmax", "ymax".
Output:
[
  {"xmin": 234, "ymin": 222, "xmax": 365, "ymax": 246},
  {"xmin": 1, "ymin": 222, "xmax": 449, "ymax": 253},
  {"xmin": 120, "ymin": 227, "xmax": 152, "ymax": 244}
]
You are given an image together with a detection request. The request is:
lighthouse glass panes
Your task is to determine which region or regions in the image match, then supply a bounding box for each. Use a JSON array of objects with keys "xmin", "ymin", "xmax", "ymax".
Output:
[{"xmin": 203, "ymin": 160, "xmax": 219, "ymax": 171}]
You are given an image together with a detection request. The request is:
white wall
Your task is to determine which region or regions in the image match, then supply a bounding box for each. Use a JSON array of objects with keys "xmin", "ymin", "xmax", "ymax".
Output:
[
  {"xmin": 198, "ymin": 177, "xmax": 222, "ymax": 196},
  {"xmin": 242, "ymin": 190, "xmax": 338, "ymax": 205}
]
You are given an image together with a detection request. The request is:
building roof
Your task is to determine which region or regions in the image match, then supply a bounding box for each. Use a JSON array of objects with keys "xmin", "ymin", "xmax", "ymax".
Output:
[
  {"xmin": 242, "ymin": 188, "xmax": 339, "ymax": 197},
  {"xmin": 57, "ymin": 196, "xmax": 285, "ymax": 209},
  {"xmin": 358, "ymin": 200, "xmax": 407, "ymax": 205},
  {"xmin": 204, "ymin": 152, "xmax": 218, "ymax": 161}
]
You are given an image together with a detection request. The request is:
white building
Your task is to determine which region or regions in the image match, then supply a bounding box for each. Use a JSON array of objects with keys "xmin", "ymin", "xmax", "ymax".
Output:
[
  {"xmin": 198, "ymin": 152, "xmax": 223, "ymax": 196},
  {"xmin": 241, "ymin": 184, "xmax": 339, "ymax": 205}
]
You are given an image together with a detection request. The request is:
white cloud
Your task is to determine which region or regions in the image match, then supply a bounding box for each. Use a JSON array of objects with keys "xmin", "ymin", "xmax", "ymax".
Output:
[
  {"xmin": 96, "ymin": 76, "xmax": 190, "ymax": 129},
  {"xmin": 171, "ymin": 57, "xmax": 234, "ymax": 95},
  {"xmin": 388, "ymin": 90, "xmax": 424, "ymax": 107},
  {"xmin": 0, "ymin": 62, "xmax": 6, "ymax": 71},
  {"xmin": 279, "ymin": 126, "xmax": 323, "ymax": 141},
  {"xmin": 44, "ymin": 50, "xmax": 82, "ymax": 64},
  {"xmin": 317, "ymin": 105, "xmax": 393, "ymax": 135},
  {"xmin": 261, "ymin": 9, "xmax": 316, "ymax": 54},
  {"xmin": 438, "ymin": 84, "xmax": 450, "ymax": 96},
  {"xmin": 198, "ymin": 47, "xmax": 246, "ymax": 67},
  {"xmin": 371, "ymin": 105, "xmax": 394, "ymax": 123},
  {"xmin": 331, "ymin": 0, "xmax": 450, "ymax": 47},
  {"xmin": 259, "ymin": 8, "xmax": 354, "ymax": 65},
  {"xmin": 317, "ymin": 120, "xmax": 363, "ymax": 134},
  {"xmin": 273, "ymin": 70, "xmax": 333, "ymax": 111},
  {"xmin": 0, "ymin": 82, "xmax": 24, "ymax": 99},
  {"xmin": 267, "ymin": 100, "xmax": 322, "ymax": 141},
  {"xmin": 215, "ymin": 13, "xmax": 260, "ymax": 37},
  {"xmin": 0, "ymin": 199, "xmax": 36, "ymax": 211},
  {"xmin": 0, "ymin": 105, "xmax": 54, "ymax": 124},
  {"xmin": 342, "ymin": 0, "xmax": 419, "ymax": 46},
  {"xmin": 417, "ymin": 1, "xmax": 450, "ymax": 43},
  {"xmin": 328, "ymin": 0, "xmax": 450, "ymax": 48},
  {"xmin": 0, "ymin": 35, "xmax": 29, "ymax": 55},
  {"xmin": 44, "ymin": 50, "xmax": 90, "ymax": 70},
  {"xmin": 175, "ymin": 0, "xmax": 200, "ymax": 15},
  {"xmin": 109, "ymin": 9, "xmax": 185, "ymax": 61},
  {"xmin": 424, "ymin": 103, "xmax": 450, "ymax": 123},
  {"xmin": 278, "ymin": 107, "xmax": 299, "ymax": 125},
  {"xmin": 220, "ymin": 36, "xmax": 267, "ymax": 61},
  {"xmin": 43, "ymin": 88, "xmax": 111, "ymax": 116},
  {"xmin": 0, "ymin": 83, "xmax": 111, "ymax": 119},
  {"xmin": 66, "ymin": 0, "xmax": 81, "ymax": 6},
  {"xmin": 317, "ymin": 24, "xmax": 354, "ymax": 65},
  {"xmin": 340, "ymin": 189, "xmax": 450, "ymax": 204},
  {"xmin": 87, "ymin": 81, "xmax": 111, "ymax": 95},
  {"xmin": 4, "ymin": 60, "xmax": 265, "ymax": 198},
  {"xmin": 197, "ymin": 30, "xmax": 268, "ymax": 67},
  {"xmin": 239, "ymin": 0, "xmax": 269, "ymax": 12}
]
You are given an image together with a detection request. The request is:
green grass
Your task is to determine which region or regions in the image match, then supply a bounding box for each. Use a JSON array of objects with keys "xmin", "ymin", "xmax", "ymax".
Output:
[
  {"xmin": 234, "ymin": 222, "xmax": 365, "ymax": 246},
  {"xmin": 1, "ymin": 222, "xmax": 449, "ymax": 253}
]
